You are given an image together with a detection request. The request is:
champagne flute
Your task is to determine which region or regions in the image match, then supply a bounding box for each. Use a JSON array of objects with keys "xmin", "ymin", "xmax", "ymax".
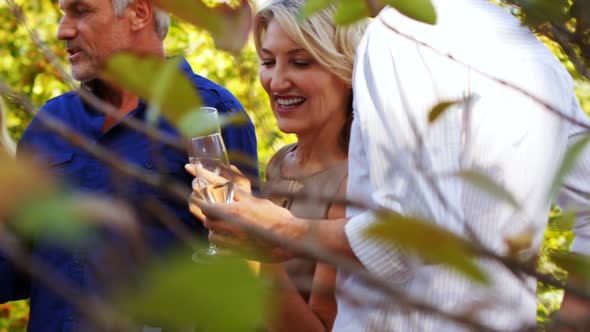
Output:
[{"xmin": 189, "ymin": 107, "xmax": 234, "ymax": 261}]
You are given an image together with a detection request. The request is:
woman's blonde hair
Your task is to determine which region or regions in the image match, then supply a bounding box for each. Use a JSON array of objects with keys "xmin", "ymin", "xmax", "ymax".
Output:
[
  {"xmin": 253, "ymin": 0, "xmax": 368, "ymax": 87},
  {"xmin": 254, "ymin": 0, "xmax": 368, "ymax": 151}
]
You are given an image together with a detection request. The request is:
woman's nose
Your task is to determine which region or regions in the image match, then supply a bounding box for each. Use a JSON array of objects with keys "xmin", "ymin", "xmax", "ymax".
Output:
[{"xmin": 269, "ymin": 66, "xmax": 291, "ymax": 92}]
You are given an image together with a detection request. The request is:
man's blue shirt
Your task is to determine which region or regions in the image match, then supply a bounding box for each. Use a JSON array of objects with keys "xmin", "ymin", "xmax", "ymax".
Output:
[{"xmin": 1, "ymin": 58, "xmax": 258, "ymax": 332}]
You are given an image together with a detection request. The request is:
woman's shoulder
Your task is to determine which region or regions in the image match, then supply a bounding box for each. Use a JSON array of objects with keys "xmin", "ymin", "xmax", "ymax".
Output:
[{"xmin": 265, "ymin": 143, "xmax": 297, "ymax": 180}]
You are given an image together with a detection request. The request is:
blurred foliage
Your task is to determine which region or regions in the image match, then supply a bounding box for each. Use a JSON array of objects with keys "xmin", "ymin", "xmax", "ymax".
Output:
[
  {"xmin": 537, "ymin": 206, "xmax": 575, "ymax": 329},
  {"xmin": 0, "ymin": 301, "xmax": 28, "ymax": 332},
  {"xmin": 367, "ymin": 211, "xmax": 489, "ymax": 284},
  {"xmin": 0, "ymin": 0, "xmax": 293, "ymax": 328},
  {"xmin": 1, "ymin": 0, "xmax": 590, "ymax": 330},
  {"xmin": 503, "ymin": 0, "xmax": 590, "ymax": 81},
  {"xmin": 0, "ymin": 0, "xmax": 294, "ymax": 168},
  {"xmin": 114, "ymin": 253, "xmax": 269, "ymax": 331}
]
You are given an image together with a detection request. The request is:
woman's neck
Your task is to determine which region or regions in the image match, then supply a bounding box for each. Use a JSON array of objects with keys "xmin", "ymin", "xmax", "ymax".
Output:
[{"xmin": 282, "ymin": 126, "xmax": 347, "ymax": 178}]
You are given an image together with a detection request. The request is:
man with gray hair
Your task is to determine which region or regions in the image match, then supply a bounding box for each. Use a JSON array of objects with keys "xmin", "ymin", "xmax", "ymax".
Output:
[{"xmin": 0, "ymin": 0, "xmax": 258, "ymax": 331}]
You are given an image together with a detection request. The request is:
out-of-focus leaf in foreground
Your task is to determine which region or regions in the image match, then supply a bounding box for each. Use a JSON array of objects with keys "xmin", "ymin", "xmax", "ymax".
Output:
[
  {"xmin": 0, "ymin": 151, "xmax": 54, "ymax": 220},
  {"xmin": 115, "ymin": 253, "xmax": 268, "ymax": 331},
  {"xmin": 102, "ymin": 54, "xmax": 201, "ymax": 126},
  {"xmin": 300, "ymin": 0, "xmax": 333, "ymax": 18},
  {"xmin": 153, "ymin": 0, "xmax": 252, "ymax": 54},
  {"xmin": 1, "ymin": 153, "xmax": 139, "ymax": 248},
  {"xmin": 454, "ymin": 170, "xmax": 520, "ymax": 209},
  {"xmin": 549, "ymin": 210, "xmax": 576, "ymax": 231},
  {"xmin": 386, "ymin": 0, "xmax": 437, "ymax": 24},
  {"xmin": 366, "ymin": 211, "xmax": 489, "ymax": 284},
  {"xmin": 333, "ymin": 1, "xmax": 371, "ymax": 25},
  {"xmin": 550, "ymin": 250, "xmax": 590, "ymax": 285},
  {"xmin": 300, "ymin": 0, "xmax": 436, "ymax": 25},
  {"xmin": 428, "ymin": 96, "xmax": 474, "ymax": 123},
  {"xmin": 178, "ymin": 110, "xmax": 249, "ymax": 137},
  {"xmin": 11, "ymin": 193, "xmax": 141, "ymax": 248},
  {"xmin": 548, "ymin": 135, "xmax": 590, "ymax": 201}
]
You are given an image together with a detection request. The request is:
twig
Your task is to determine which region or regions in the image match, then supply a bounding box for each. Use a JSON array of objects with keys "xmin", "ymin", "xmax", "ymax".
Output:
[
  {"xmin": 378, "ymin": 16, "xmax": 590, "ymax": 131},
  {"xmin": 199, "ymin": 204, "xmax": 505, "ymax": 332},
  {"xmin": 545, "ymin": 25, "xmax": 590, "ymax": 81},
  {"xmin": 144, "ymin": 198, "xmax": 202, "ymax": 251}
]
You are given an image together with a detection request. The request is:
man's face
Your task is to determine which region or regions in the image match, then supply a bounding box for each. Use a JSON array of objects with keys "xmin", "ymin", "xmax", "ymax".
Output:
[{"xmin": 58, "ymin": 0, "xmax": 132, "ymax": 82}]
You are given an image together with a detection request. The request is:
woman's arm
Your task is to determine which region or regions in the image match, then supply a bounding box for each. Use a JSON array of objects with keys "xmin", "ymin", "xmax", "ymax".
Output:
[{"xmin": 263, "ymin": 177, "xmax": 346, "ymax": 332}]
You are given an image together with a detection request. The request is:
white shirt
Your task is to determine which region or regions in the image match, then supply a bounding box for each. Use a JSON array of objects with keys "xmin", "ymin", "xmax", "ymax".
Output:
[{"xmin": 334, "ymin": 1, "xmax": 590, "ymax": 331}]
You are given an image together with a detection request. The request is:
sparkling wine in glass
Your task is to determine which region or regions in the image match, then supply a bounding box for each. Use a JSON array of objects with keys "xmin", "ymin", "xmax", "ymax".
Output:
[{"xmin": 189, "ymin": 107, "xmax": 233, "ymax": 261}]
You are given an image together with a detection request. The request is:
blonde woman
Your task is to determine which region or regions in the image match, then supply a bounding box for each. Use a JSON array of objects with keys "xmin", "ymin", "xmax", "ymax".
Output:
[
  {"xmin": 188, "ymin": 1, "xmax": 367, "ymax": 330},
  {"xmin": 255, "ymin": 1, "xmax": 366, "ymax": 331}
]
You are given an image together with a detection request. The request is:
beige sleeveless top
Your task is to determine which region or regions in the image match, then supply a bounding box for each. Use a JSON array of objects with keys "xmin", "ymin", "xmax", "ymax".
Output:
[{"xmin": 264, "ymin": 143, "xmax": 348, "ymax": 302}]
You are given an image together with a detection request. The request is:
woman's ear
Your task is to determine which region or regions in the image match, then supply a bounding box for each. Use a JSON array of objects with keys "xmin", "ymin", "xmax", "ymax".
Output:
[{"xmin": 127, "ymin": 0, "xmax": 153, "ymax": 32}]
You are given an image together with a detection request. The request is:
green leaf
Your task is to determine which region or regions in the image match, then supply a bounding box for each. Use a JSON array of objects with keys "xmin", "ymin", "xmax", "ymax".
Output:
[
  {"xmin": 102, "ymin": 54, "xmax": 201, "ymax": 125},
  {"xmin": 153, "ymin": 0, "xmax": 252, "ymax": 53},
  {"xmin": 12, "ymin": 194, "xmax": 95, "ymax": 246},
  {"xmin": 334, "ymin": 1, "xmax": 371, "ymax": 25},
  {"xmin": 428, "ymin": 96, "xmax": 474, "ymax": 123},
  {"xmin": 11, "ymin": 193, "xmax": 140, "ymax": 248},
  {"xmin": 386, "ymin": 0, "xmax": 437, "ymax": 25},
  {"xmin": 548, "ymin": 135, "xmax": 590, "ymax": 201},
  {"xmin": 366, "ymin": 211, "xmax": 489, "ymax": 284},
  {"xmin": 0, "ymin": 152, "xmax": 55, "ymax": 218},
  {"xmin": 178, "ymin": 110, "xmax": 249, "ymax": 138},
  {"xmin": 549, "ymin": 210, "xmax": 576, "ymax": 231},
  {"xmin": 550, "ymin": 250, "xmax": 590, "ymax": 285},
  {"xmin": 454, "ymin": 170, "xmax": 520, "ymax": 209},
  {"xmin": 115, "ymin": 253, "xmax": 269, "ymax": 331},
  {"xmin": 300, "ymin": 0, "xmax": 333, "ymax": 18}
]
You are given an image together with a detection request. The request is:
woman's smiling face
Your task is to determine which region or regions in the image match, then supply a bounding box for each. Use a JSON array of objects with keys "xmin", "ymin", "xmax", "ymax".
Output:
[{"xmin": 258, "ymin": 19, "xmax": 351, "ymax": 136}]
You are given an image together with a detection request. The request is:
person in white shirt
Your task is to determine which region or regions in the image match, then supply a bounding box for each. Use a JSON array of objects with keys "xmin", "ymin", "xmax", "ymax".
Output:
[{"xmin": 189, "ymin": 1, "xmax": 590, "ymax": 330}]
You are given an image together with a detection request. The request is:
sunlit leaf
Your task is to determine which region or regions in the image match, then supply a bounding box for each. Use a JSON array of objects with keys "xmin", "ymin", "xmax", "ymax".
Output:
[
  {"xmin": 102, "ymin": 54, "xmax": 201, "ymax": 125},
  {"xmin": 454, "ymin": 170, "xmax": 520, "ymax": 209},
  {"xmin": 334, "ymin": 1, "xmax": 371, "ymax": 25},
  {"xmin": 550, "ymin": 250, "xmax": 590, "ymax": 285},
  {"xmin": 0, "ymin": 152, "xmax": 54, "ymax": 218},
  {"xmin": 11, "ymin": 194, "xmax": 94, "ymax": 246},
  {"xmin": 116, "ymin": 253, "xmax": 269, "ymax": 330},
  {"xmin": 145, "ymin": 56, "xmax": 182, "ymax": 127},
  {"xmin": 386, "ymin": 0, "xmax": 437, "ymax": 25},
  {"xmin": 178, "ymin": 110, "xmax": 249, "ymax": 137},
  {"xmin": 153, "ymin": 0, "xmax": 252, "ymax": 54},
  {"xmin": 11, "ymin": 193, "xmax": 140, "ymax": 248},
  {"xmin": 549, "ymin": 135, "xmax": 590, "ymax": 201},
  {"xmin": 366, "ymin": 210, "xmax": 489, "ymax": 284},
  {"xmin": 300, "ymin": 0, "xmax": 333, "ymax": 18},
  {"xmin": 428, "ymin": 96, "xmax": 474, "ymax": 123},
  {"xmin": 549, "ymin": 210, "xmax": 576, "ymax": 231}
]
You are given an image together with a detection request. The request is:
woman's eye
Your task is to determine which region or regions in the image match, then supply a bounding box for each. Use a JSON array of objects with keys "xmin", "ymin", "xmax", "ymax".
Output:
[
  {"xmin": 293, "ymin": 61, "xmax": 310, "ymax": 68},
  {"xmin": 260, "ymin": 59, "xmax": 275, "ymax": 67}
]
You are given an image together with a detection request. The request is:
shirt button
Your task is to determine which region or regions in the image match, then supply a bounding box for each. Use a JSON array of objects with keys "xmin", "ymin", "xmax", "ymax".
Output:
[
  {"xmin": 65, "ymin": 314, "xmax": 74, "ymax": 321},
  {"xmin": 144, "ymin": 161, "xmax": 153, "ymax": 169}
]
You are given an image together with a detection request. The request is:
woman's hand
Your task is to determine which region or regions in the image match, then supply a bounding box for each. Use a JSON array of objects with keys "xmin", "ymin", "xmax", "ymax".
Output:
[
  {"xmin": 185, "ymin": 163, "xmax": 251, "ymax": 221},
  {"xmin": 186, "ymin": 164, "xmax": 306, "ymax": 262}
]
